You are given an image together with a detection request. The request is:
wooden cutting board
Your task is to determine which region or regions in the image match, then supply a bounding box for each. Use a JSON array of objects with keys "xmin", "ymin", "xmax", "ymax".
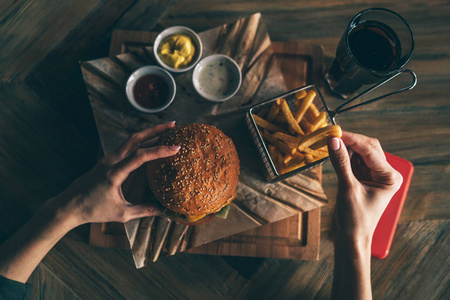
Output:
[{"xmin": 89, "ymin": 30, "xmax": 324, "ymax": 260}]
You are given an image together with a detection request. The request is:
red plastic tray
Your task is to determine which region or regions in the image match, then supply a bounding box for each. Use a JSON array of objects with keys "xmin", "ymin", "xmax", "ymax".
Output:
[{"xmin": 371, "ymin": 152, "xmax": 414, "ymax": 259}]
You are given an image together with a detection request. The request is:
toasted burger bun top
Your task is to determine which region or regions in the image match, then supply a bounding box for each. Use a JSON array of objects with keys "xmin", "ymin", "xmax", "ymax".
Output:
[{"xmin": 147, "ymin": 124, "xmax": 240, "ymax": 216}]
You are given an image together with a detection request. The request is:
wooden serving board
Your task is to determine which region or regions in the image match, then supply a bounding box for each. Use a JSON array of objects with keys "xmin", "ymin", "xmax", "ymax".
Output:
[{"xmin": 89, "ymin": 27, "xmax": 324, "ymax": 260}]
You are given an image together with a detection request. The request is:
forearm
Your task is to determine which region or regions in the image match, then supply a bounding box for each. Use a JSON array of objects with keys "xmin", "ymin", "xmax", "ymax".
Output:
[
  {"xmin": 0, "ymin": 197, "xmax": 79, "ymax": 283},
  {"xmin": 332, "ymin": 236, "xmax": 372, "ymax": 300}
]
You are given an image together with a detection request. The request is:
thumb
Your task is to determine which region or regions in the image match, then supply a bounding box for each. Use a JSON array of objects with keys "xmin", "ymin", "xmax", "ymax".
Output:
[
  {"xmin": 123, "ymin": 203, "xmax": 168, "ymax": 222},
  {"xmin": 112, "ymin": 145, "xmax": 180, "ymax": 185},
  {"xmin": 328, "ymin": 137, "xmax": 353, "ymax": 186}
]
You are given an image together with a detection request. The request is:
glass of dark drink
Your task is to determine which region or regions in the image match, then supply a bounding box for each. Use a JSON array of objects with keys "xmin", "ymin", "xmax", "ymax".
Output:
[{"xmin": 325, "ymin": 8, "xmax": 415, "ymax": 99}]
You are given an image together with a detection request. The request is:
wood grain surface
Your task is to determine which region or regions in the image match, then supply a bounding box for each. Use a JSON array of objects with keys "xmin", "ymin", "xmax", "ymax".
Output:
[{"xmin": 0, "ymin": 0, "xmax": 448, "ymax": 299}]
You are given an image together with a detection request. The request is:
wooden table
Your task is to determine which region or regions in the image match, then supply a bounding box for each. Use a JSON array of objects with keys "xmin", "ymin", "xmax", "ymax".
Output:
[{"xmin": 0, "ymin": 1, "xmax": 449, "ymax": 299}]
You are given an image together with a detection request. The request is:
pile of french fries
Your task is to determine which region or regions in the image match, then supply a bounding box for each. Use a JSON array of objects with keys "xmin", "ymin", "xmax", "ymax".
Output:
[{"xmin": 252, "ymin": 89, "xmax": 342, "ymax": 175}]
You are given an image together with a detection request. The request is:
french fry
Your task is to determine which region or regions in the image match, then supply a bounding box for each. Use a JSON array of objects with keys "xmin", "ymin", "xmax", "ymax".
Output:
[
  {"xmin": 293, "ymin": 90, "xmax": 316, "ymax": 123},
  {"xmin": 279, "ymin": 99, "xmax": 305, "ymax": 135},
  {"xmin": 300, "ymin": 118, "xmax": 314, "ymax": 134},
  {"xmin": 310, "ymin": 111, "xmax": 327, "ymax": 132},
  {"xmin": 305, "ymin": 108, "xmax": 316, "ymax": 123},
  {"xmin": 263, "ymin": 130, "xmax": 297, "ymax": 155},
  {"xmin": 257, "ymin": 108, "xmax": 269, "ymax": 118},
  {"xmin": 283, "ymin": 157, "xmax": 307, "ymax": 174},
  {"xmin": 310, "ymin": 140, "xmax": 333, "ymax": 150},
  {"xmin": 309, "ymin": 146, "xmax": 329, "ymax": 156},
  {"xmin": 309, "ymin": 103, "xmax": 320, "ymax": 116},
  {"xmin": 298, "ymin": 125, "xmax": 342, "ymax": 151},
  {"xmin": 275, "ymin": 151, "xmax": 284, "ymax": 173},
  {"xmin": 294, "ymin": 90, "xmax": 307, "ymax": 102},
  {"xmin": 283, "ymin": 154, "xmax": 293, "ymax": 165},
  {"xmin": 268, "ymin": 145, "xmax": 280, "ymax": 170},
  {"xmin": 305, "ymin": 154, "xmax": 315, "ymax": 164},
  {"xmin": 273, "ymin": 114, "xmax": 286, "ymax": 123},
  {"xmin": 302, "ymin": 147, "xmax": 329, "ymax": 159},
  {"xmin": 305, "ymin": 104, "xmax": 320, "ymax": 122},
  {"xmin": 253, "ymin": 114, "xmax": 284, "ymax": 132},
  {"xmin": 314, "ymin": 145, "xmax": 329, "ymax": 153},
  {"xmin": 266, "ymin": 102, "xmax": 280, "ymax": 122},
  {"xmin": 268, "ymin": 144, "xmax": 284, "ymax": 173},
  {"xmin": 268, "ymin": 145, "xmax": 277, "ymax": 160},
  {"xmin": 272, "ymin": 146, "xmax": 284, "ymax": 173},
  {"xmin": 273, "ymin": 131, "xmax": 302, "ymax": 147},
  {"xmin": 292, "ymin": 151, "xmax": 306, "ymax": 161}
]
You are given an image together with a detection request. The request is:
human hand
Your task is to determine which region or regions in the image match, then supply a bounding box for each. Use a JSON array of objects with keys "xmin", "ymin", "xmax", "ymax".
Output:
[
  {"xmin": 50, "ymin": 121, "xmax": 180, "ymax": 229},
  {"xmin": 328, "ymin": 131, "xmax": 403, "ymax": 244}
]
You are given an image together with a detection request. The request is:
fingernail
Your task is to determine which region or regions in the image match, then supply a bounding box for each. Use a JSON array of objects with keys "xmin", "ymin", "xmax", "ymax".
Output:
[
  {"xmin": 329, "ymin": 137, "xmax": 341, "ymax": 151},
  {"xmin": 169, "ymin": 145, "xmax": 181, "ymax": 151},
  {"xmin": 168, "ymin": 121, "xmax": 176, "ymax": 126}
]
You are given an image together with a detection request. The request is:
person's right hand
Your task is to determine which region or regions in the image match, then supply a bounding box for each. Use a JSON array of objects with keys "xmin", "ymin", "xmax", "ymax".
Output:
[{"xmin": 327, "ymin": 131, "xmax": 403, "ymax": 244}]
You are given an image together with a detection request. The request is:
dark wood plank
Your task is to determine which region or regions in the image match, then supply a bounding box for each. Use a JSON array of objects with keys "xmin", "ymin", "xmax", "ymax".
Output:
[
  {"xmin": 43, "ymin": 231, "xmax": 248, "ymax": 299},
  {"xmin": 0, "ymin": 0, "xmax": 102, "ymax": 81},
  {"xmin": 24, "ymin": 1, "xmax": 179, "ymax": 146},
  {"xmin": 371, "ymin": 220, "xmax": 450, "ymax": 300},
  {"xmin": 30, "ymin": 0, "xmax": 181, "ymax": 78},
  {"xmin": 0, "ymin": 83, "xmax": 97, "ymax": 227},
  {"xmin": 89, "ymin": 223, "xmax": 130, "ymax": 249},
  {"xmin": 234, "ymin": 220, "xmax": 449, "ymax": 300},
  {"xmin": 28, "ymin": 265, "xmax": 81, "ymax": 300}
]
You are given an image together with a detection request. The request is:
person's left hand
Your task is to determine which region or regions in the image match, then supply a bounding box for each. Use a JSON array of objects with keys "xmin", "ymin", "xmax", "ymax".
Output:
[{"xmin": 49, "ymin": 121, "xmax": 180, "ymax": 228}]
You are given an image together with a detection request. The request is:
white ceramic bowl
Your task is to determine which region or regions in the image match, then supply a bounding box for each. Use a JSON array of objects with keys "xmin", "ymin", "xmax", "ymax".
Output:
[
  {"xmin": 153, "ymin": 26, "xmax": 203, "ymax": 73},
  {"xmin": 192, "ymin": 54, "xmax": 242, "ymax": 102},
  {"xmin": 125, "ymin": 66, "xmax": 176, "ymax": 113}
]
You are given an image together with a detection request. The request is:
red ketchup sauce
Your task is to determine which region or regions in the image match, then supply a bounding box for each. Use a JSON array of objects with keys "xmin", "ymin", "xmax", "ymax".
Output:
[{"xmin": 133, "ymin": 74, "xmax": 169, "ymax": 109}]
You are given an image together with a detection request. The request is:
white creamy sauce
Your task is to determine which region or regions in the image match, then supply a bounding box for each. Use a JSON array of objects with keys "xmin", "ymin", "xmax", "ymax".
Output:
[{"xmin": 198, "ymin": 59, "xmax": 237, "ymax": 97}]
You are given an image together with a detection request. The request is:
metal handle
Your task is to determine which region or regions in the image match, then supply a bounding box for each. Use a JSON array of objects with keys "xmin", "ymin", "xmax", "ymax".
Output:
[{"xmin": 329, "ymin": 69, "xmax": 417, "ymax": 121}]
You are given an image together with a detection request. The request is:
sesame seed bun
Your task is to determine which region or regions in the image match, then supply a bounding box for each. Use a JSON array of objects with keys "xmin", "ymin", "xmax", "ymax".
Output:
[{"xmin": 146, "ymin": 124, "xmax": 240, "ymax": 223}]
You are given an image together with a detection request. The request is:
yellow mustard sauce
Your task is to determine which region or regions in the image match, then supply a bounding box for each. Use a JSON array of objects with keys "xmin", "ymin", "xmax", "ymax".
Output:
[{"xmin": 158, "ymin": 34, "xmax": 196, "ymax": 69}]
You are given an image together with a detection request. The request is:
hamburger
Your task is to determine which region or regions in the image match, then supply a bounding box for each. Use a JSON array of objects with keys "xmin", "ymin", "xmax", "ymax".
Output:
[{"xmin": 146, "ymin": 124, "xmax": 240, "ymax": 225}]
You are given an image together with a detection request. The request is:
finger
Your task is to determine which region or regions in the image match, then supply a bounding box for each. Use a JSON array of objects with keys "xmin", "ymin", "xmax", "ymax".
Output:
[
  {"xmin": 342, "ymin": 131, "xmax": 402, "ymax": 187},
  {"xmin": 328, "ymin": 137, "xmax": 353, "ymax": 186},
  {"xmin": 140, "ymin": 136, "xmax": 160, "ymax": 148},
  {"xmin": 122, "ymin": 203, "xmax": 167, "ymax": 222},
  {"xmin": 111, "ymin": 145, "xmax": 180, "ymax": 184},
  {"xmin": 341, "ymin": 131, "xmax": 388, "ymax": 172},
  {"xmin": 114, "ymin": 121, "xmax": 176, "ymax": 161}
]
